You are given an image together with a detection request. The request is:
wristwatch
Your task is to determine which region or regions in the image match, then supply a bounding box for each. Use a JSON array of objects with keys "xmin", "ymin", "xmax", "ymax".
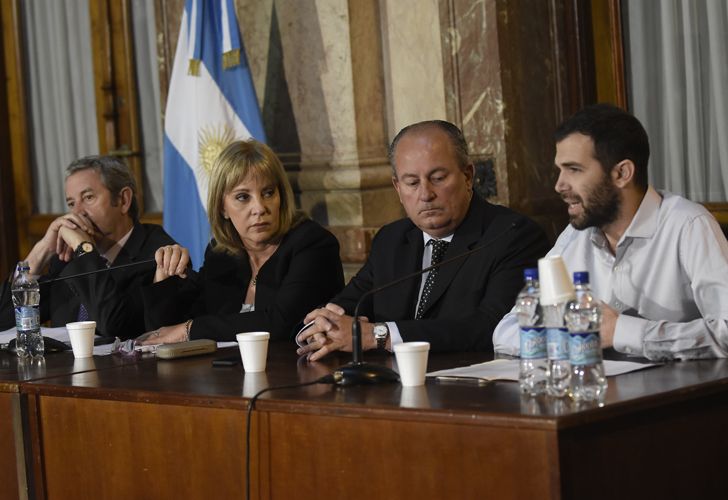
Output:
[
  {"xmin": 373, "ymin": 323, "xmax": 390, "ymax": 350},
  {"xmin": 74, "ymin": 241, "xmax": 95, "ymax": 257}
]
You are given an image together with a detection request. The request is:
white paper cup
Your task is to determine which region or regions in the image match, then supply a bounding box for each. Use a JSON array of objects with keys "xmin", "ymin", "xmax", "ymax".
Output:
[
  {"xmin": 394, "ymin": 341, "xmax": 430, "ymax": 387},
  {"xmin": 538, "ymin": 255, "xmax": 575, "ymax": 305},
  {"xmin": 236, "ymin": 332, "xmax": 270, "ymax": 372},
  {"xmin": 66, "ymin": 321, "xmax": 96, "ymax": 358}
]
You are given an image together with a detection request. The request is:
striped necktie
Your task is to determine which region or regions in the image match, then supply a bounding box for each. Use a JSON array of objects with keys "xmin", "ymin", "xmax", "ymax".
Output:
[{"xmin": 77, "ymin": 303, "xmax": 89, "ymax": 321}]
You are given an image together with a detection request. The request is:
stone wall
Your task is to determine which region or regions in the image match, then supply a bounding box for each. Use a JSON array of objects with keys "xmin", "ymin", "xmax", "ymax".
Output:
[{"xmin": 156, "ymin": 0, "xmax": 588, "ymax": 275}]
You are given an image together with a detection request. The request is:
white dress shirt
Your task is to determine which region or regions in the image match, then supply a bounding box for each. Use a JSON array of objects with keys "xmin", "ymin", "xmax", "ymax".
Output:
[
  {"xmin": 493, "ymin": 187, "xmax": 728, "ymax": 360},
  {"xmin": 101, "ymin": 227, "xmax": 133, "ymax": 265}
]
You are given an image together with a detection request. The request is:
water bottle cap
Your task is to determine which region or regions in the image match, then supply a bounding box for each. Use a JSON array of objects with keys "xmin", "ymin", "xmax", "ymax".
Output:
[
  {"xmin": 523, "ymin": 268, "xmax": 538, "ymax": 280},
  {"xmin": 573, "ymin": 271, "xmax": 590, "ymax": 284}
]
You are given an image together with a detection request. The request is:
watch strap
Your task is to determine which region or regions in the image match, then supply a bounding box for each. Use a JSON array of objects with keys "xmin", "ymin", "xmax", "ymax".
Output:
[{"xmin": 374, "ymin": 323, "xmax": 389, "ymax": 350}]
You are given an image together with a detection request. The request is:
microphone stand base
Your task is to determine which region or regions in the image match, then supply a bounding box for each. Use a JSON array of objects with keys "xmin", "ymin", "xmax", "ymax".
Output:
[{"xmin": 332, "ymin": 362, "xmax": 400, "ymax": 386}]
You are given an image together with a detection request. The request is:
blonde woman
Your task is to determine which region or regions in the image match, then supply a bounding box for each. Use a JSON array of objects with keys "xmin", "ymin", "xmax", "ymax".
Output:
[{"xmin": 140, "ymin": 140, "xmax": 344, "ymax": 343}]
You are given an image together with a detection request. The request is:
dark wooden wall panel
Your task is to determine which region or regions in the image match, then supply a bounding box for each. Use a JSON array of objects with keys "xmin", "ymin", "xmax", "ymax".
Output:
[
  {"xmin": 38, "ymin": 396, "xmax": 249, "ymax": 499},
  {"xmin": 266, "ymin": 412, "xmax": 561, "ymax": 500},
  {"xmin": 0, "ymin": 392, "xmax": 20, "ymax": 499}
]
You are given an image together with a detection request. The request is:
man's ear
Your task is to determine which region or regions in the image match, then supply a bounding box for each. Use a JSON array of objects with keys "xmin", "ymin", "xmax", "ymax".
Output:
[
  {"xmin": 463, "ymin": 164, "xmax": 475, "ymax": 189},
  {"xmin": 119, "ymin": 186, "xmax": 133, "ymax": 214},
  {"xmin": 611, "ymin": 160, "xmax": 635, "ymax": 188}
]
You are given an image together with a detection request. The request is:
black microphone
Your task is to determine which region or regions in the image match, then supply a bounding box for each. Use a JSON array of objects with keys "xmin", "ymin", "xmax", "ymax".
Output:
[{"xmin": 331, "ymin": 221, "xmax": 519, "ymax": 386}]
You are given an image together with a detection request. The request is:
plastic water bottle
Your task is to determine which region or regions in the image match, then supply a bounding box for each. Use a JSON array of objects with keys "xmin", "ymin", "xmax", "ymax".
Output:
[
  {"xmin": 543, "ymin": 302, "xmax": 570, "ymax": 397},
  {"xmin": 11, "ymin": 261, "xmax": 44, "ymax": 358},
  {"xmin": 565, "ymin": 271, "xmax": 606, "ymax": 403},
  {"xmin": 517, "ymin": 268, "xmax": 547, "ymax": 396}
]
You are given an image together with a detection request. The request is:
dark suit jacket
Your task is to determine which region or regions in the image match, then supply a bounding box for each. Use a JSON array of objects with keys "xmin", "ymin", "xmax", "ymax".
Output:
[
  {"xmin": 0, "ymin": 223, "xmax": 175, "ymax": 339},
  {"xmin": 332, "ymin": 196, "xmax": 551, "ymax": 352},
  {"xmin": 142, "ymin": 219, "xmax": 345, "ymax": 342}
]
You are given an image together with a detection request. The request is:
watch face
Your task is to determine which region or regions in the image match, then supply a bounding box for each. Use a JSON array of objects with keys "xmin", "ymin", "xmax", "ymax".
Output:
[
  {"xmin": 76, "ymin": 241, "xmax": 94, "ymax": 255},
  {"xmin": 374, "ymin": 324, "xmax": 388, "ymax": 338}
]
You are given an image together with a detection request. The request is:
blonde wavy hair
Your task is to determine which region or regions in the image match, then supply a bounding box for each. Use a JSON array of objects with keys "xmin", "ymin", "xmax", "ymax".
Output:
[{"xmin": 207, "ymin": 140, "xmax": 301, "ymax": 255}]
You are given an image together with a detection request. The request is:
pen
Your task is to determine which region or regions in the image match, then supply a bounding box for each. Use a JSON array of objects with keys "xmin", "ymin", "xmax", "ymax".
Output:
[{"xmin": 435, "ymin": 375, "xmax": 491, "ymax": 386}]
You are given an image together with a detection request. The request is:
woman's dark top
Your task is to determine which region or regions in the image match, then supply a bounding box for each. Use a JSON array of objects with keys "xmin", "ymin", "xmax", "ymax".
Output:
[{"xmin": 142, "ymin": 219, "xmax": 345, "ymax": 341}]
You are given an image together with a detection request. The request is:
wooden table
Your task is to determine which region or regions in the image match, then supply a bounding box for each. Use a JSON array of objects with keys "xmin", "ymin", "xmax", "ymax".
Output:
[
  {"xmin": 17, "ymin": 344, "xmax": 728, "ymax": 499},
  {"xmin": 0, "ymin": 349, "xmax": 149, "ymax": 500}
]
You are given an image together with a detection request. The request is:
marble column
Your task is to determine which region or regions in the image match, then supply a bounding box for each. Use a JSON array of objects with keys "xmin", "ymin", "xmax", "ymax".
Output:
[
  {"xmin": 379, "ymin": 0, "xmax": 448, "ymax": 137},
  {"xmin": 437, "ymin": 0, "xmax": 576, "ymax": 237},
  {"xmin": 158, "ymin": 0, "xmax": 585, "ymax": 269},
  {"xmin": 252, "ymin": 0, "xmax": 403, "ymax": 273}
]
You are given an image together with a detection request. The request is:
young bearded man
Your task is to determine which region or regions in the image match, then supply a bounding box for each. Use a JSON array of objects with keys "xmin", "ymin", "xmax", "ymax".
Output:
[{"xmin": 493, "ymin": 104, "xmax": 728, "ymax": 360}]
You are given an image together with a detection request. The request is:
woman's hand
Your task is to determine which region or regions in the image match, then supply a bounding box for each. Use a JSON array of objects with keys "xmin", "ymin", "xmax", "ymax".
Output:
[
  {"xmin": 136, "ymin": 323, "xmax": 188, "ymax": 345},
  {"xmin": 154, "ymin": 245, "xmax": 190, "ymax": 283}
]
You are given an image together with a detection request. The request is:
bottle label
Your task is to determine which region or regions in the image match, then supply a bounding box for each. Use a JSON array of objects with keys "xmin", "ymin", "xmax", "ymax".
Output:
[
  {"xmin": 569, "ymin": 331, "xmax": 602, "ymax": 365},
  {"xmin": 520, "ymin": 327, "xmax": 546, "ymax": 359},
  {"xmin": 15, "ymin": 306, "xmax": 39, "ymax": 331},
  {"xmin": 547, "ymin": 327, "xmax": 569, "ymax": 360}
]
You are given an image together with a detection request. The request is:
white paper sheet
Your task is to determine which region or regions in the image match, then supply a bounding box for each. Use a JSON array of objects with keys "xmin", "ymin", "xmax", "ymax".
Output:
[
  {"xmin": 427, "ymin": 359, "xmax": 658, "ymax": 382},
  {"xmin": 1, "ymin": 326, "xmax": 70, "ymax": 344}
]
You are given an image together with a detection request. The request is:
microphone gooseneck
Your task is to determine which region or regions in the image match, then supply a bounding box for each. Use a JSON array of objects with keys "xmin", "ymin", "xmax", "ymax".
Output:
[
  {"xmin": 2, "ymin": 259, "xmax": 155, "ymax": 329},
  {"xmin": 41, "ymin": 258, "xmax": 156, "ymax": 284},
  {"xmin": 0, "ymin": 272, "xmax": 12, "ymax": 312},
  {"xmin": 333, "ymin": 221, "xmax": 518, "ymax": 386}
]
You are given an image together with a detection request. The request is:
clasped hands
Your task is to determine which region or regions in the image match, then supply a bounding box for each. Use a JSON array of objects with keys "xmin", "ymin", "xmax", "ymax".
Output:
[
  {"xmin": 51, "ymin": 214, "xmax": 97, "ymax": 261},
  {"xmin": 27, "ymin": 213, "xmax": 99, "ymax": 274},
  {"xmin": 296, "ymin": 303, "xmax": 377, "ymax": 361}
]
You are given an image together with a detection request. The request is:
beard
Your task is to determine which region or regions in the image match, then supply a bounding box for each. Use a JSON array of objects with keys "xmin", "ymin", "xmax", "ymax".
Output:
[{"xmin": 566, "ymin": 174, "xmax": 620, "ymax": 230}]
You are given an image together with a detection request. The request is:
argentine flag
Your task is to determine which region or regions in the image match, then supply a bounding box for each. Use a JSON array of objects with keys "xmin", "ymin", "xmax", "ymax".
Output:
[{"xmin": 163, "ymin": 0, "xmax": 266, "ymax": 269}]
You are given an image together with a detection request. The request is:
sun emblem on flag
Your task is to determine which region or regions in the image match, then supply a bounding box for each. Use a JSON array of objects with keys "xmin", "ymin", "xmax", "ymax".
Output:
[{"xmin": 198, "ymin": 124, "xmax": 237, "ymax": 173}]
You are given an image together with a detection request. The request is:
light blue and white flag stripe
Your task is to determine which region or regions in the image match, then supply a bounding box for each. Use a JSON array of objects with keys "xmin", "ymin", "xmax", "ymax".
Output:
[{"xmin": 163, "ymin": 0, "xmax": 265, "ymax": 269}]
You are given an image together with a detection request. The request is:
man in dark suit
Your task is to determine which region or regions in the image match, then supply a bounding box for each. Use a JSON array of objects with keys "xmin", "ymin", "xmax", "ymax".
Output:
[
  {"xmin": 0, "ymin": 156, "xmax": 175, "ymax": 339},
  {"xmin": 298, "ymin": 120, "xmax": 550, "ymax": 359}
]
